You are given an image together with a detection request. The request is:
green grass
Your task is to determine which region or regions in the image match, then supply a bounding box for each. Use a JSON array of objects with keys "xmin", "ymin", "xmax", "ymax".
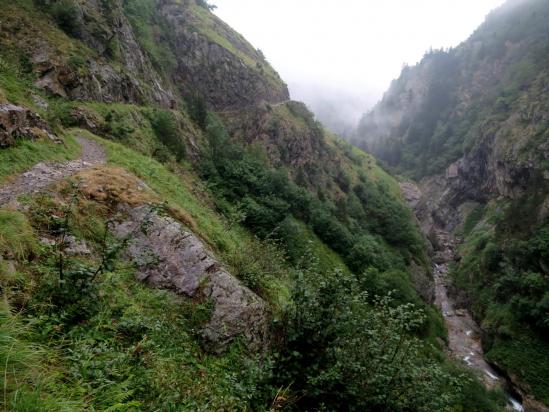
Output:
[
  {"xmin": 0, "ymin": 209, "xmax": 38, "ymax": 261},
  {"xmin": 0, "ymin": 134, "xmax": 80, "ymax": 184},
  {"xmin": 0, "ymin": 301, "xmax": 87, "ymax": 411},
  {"xmin": 0, "ymin": 62, "xmax": 35, "ymax": 107},
  {"xmin": 294, "ymin": 219, "xmax": 350, "ymax": 274},
  {"xmin": 82, "ymin": 102, "xmax": 160, "ymax": 154},
  {"xmin": 0, "ymin": 245, "xmax": 265, "ymax": 411}
]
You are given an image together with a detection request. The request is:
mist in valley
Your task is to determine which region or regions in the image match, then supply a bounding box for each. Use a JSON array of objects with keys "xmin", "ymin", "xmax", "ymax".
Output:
[{"xmin": 214, "ymin": 0, "xmax": 505, "ymax": 135}]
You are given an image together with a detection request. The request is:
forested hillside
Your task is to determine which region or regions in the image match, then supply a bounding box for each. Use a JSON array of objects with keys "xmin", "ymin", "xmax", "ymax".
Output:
[{"xmin": 353, "ymin": 0, "xmax": 549, "ymax": 409}]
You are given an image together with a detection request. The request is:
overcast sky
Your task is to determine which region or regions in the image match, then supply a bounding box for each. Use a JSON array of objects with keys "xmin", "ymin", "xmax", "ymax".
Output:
[{"xmin": 214, "ymin": 0, "xmax": 505, "ymax": 129}]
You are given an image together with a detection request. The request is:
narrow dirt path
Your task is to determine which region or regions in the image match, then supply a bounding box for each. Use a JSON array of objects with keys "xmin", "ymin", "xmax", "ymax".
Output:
[{"xmin": 0, "ymin": 136, "xmax": 106, "ymax": 206}]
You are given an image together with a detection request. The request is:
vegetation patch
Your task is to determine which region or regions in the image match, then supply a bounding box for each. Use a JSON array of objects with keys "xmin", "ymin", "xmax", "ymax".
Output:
[
  {"xmin": 0, "ymin": 133, "xmax": 80, "ymax": 184},
  {"xmin": 71, "ymin": 166, "xmax": 158, "ymax": 206},
  {"xmin": 0, "ymin": 208, "xmax": 38, "ymax": 260}
]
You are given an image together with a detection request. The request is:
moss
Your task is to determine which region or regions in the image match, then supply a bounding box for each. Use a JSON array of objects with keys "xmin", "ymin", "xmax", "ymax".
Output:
[{"xmin": 70, "ymin": 165, "xmax": 158, "ymax": 205}]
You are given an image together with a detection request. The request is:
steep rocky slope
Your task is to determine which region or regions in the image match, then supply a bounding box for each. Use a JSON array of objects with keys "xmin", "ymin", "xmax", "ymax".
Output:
[
  {"xmin": 353, "ymin": 0, "xmax": 549, "ymax": 408},
  {"xmin": 0, "ymin": 1, "xmax": 512, "ymax": 411}
]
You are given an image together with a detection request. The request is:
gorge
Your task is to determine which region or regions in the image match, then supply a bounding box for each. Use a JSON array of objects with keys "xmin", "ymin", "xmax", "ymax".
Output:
[{"xmin": 0, "ymin": 0, "xmax": 547, "ymax": 411}]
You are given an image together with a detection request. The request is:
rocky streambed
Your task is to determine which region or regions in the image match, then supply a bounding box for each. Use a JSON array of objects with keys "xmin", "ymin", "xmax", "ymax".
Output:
[
  {"xmin": 399, "ymin": 182, "xmax": 523, "ymax": 411},
  {"xmin": 431, "ymin": 229, "xmax": 523, "ymax": 412}
]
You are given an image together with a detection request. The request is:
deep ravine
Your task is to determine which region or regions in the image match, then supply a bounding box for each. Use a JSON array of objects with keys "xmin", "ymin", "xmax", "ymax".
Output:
[
  {"xmin": 400, "ymin": 182, "xmax": 524, "ymax": 412},
  {"xmin": 431, "ymin": 229, "xmax": 523, "ymax": 412}
]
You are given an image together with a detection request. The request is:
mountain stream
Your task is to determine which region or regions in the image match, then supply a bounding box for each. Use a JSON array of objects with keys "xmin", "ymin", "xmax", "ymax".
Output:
[{"xmin": 432, "ymin": 229, "xmax": 523, "ymax": 412}]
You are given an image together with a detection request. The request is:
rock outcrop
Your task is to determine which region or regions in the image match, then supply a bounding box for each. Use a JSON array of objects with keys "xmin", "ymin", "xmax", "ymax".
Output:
[
  {"xmin": 0, "ymin": 104, "xmax": 58, "ymax": 148},
  {"xmin": 114, "ymin": 205, "xmax": 269, "ymax": 353},
  {"xmin": 1, "ymin": 0, "xmax": 286, "ymax": 111},
  {"xmin": 157, "ymin": 1, "xmax": 289, "ymax": 110}
]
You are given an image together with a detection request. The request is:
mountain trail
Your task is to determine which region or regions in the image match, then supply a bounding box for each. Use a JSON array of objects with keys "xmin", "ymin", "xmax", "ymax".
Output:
[{"xmin": 0, "ymin": 136, "xmax": 106, "ymax": 206}]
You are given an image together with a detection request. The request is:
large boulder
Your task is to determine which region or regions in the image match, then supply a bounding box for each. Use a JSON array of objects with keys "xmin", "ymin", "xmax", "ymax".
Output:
[
  {"xmin": 0, "ymin": 104, "xmax": 58, "ymax": 148},
  {"xmin": 114, "ymin": 205, "xmax": 269, "ymax": 353}
]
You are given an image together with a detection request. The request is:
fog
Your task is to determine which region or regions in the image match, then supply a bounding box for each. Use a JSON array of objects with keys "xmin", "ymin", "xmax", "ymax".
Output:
[{"xmin": 214, "ymin": 0, "xmax": 504, "ymax": 135}]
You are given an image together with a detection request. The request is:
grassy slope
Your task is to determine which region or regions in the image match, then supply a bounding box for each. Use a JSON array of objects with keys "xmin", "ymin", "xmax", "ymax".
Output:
[
  {"xmin": 0, "ymin": 123, "xmax": 359, "ymax": 409},
  {"xmin": 0, "ymin": 1, "xmax": 506, "ymax": 409}
]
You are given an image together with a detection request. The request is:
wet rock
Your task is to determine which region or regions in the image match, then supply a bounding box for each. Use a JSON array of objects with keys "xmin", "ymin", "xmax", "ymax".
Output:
[
  {"xmin": 113, "ymin": 205, "xmax": 269, "ymax": 353},
  {"xmin": 39, "ymin": 237, "xmax": 57, "ymax": 247},
  {"xmin": 433, "ymin": 249, "xmax": 455, "ymax": 264},
  {"xmin": 0, "ymin": 104, "xmax": 59, "ymax": 148},
  {"xmin": 523, "ymin": 397, "xmax": 549, "ymax": 412},
  {"xmin": 68, "ymin": 108, "xmax": 102, "ymax": 133},
  {"xmin": 455, "ymin": 309, "xmax": 467, "ymax": 317},
  {"xmin": 399, "ymin": 181, "xmax": 422, "ymax": 209}
]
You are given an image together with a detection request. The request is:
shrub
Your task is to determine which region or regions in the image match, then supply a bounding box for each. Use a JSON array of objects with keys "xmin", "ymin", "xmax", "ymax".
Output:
[
  {"xmin": 50, "ymin": 1, "xmax": 81, "ymax": 38},
  {"xmin": 274, "ymin": 267, "xmax": 463, "ymax": 411},
  {"xmin": 150, "ymin": 110, "xmax": 186, "ymax": 161},
  {"xmin": 185, "ymin": 92, "xmax": 208, "ymax": 130}
]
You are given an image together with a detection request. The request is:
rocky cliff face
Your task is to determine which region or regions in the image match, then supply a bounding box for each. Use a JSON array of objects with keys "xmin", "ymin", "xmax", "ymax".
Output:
[
  {"xmin": 157, "ymin": 1, "xmax": 289, "ymax": 109},
  {"xmin": 0, "ymin": 103, "xmax": 58, "ymax": 147},
  {"xmin": 0, "ymin": 0, "xmax": 287, "ymax": 110}
]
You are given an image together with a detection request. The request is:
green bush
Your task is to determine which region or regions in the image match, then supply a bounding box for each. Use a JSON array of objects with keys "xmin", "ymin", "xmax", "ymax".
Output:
[
  {"xmin": 149, "ymin": 110, "xmax": 185, "ymax": 161},
  {"xmin": 50, "ymin": 1, "xmax": 81, "ymax": 38},
  {"xmin": 272, "ymin": 267, "xmax": 465, "ymax": 411},
  {"xmin": 185, "ymin": 92, "xmax": 208, "ymax": 130}
]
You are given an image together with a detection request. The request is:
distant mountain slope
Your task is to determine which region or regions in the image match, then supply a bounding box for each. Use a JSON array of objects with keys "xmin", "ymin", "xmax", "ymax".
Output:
[{"xmin": 355, "ymin": 0, "xmax": 548, "ymax": 180}]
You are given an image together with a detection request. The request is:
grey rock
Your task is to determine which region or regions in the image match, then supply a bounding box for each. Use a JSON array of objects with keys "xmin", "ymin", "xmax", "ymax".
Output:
[
  {"xmin": 158, "ymin": 2, "xmax": 289, "ymax": 110},
  {"xmin": 39, "ymin": 237, "xmax": 57, "ymax": 247},
  {"xmin": 64, "ymin": 235, "xmax": 91, "ymax": 256},
  {"xmin": 0, "ymin": 104, "xmax": 58, "ymax": 148},
  {"xmin": 0, "ymin": 137, "xmax": 106, "ymax": 206},
  {"xmin": 114, "ymin": 205, "xmax": 269, "ymax": 353}
]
